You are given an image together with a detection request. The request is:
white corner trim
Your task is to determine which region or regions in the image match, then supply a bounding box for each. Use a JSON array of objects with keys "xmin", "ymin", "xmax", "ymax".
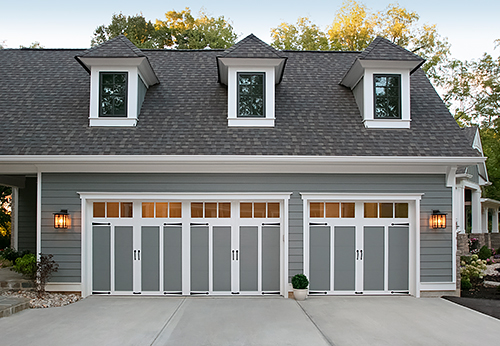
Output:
[
  {"xmin": 419, "ymin": 282, "xmax": 456, "ymax": 291},
  {"xmin": 36, "ymin": 172, "xmax": 41, "ymax": 259},
  {"xmin": 45, "ymin": 282, "xmax": 82, "ymax": 292}
]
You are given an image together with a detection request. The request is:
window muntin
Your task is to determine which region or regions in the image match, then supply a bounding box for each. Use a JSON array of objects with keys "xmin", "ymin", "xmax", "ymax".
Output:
[
  {"xmin": 374, "ymin": 74, "xmax": 401, "ymax": 119},
  {"xmin": 237, "ymin": 72, "xmax": 265, "ymax": 117},
  {"xmin": 99, "ymin": 72, "xmax": 128, "ymax": 117}
]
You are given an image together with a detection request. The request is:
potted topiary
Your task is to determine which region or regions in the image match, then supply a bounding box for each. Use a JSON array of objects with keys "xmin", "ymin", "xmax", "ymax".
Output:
[{"xmin": 291, "ymin": 273, "xmax": 309, "ymax": 301}]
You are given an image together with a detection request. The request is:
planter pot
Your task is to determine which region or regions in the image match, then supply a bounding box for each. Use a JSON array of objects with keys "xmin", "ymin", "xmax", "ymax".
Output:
[{"xmin": 293, "ymin": 288, "xmax": 308, "ymax": 301}]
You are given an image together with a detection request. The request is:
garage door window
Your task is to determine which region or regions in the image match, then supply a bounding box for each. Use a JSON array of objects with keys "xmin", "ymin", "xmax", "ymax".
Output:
[
  {"xmin": 140, "ymin": 202, "xmax": 182, "ymax": 218},
  {"xmin": 191, "ymin": 202, "xmax": 231, "ymax": 218},
  {"xmin": 363, "ymin": 202, "xmax": 408, "ymax": 218},
  {"xmin": 93, "ymin": 202, "xmax": 133, "ymax": 218},
  {"xmin": 240, "ymin": 202, "xmax": 280, "ymax": 218},
  {"xmin": 310, "ymin": 202, "xmax": 355, "ymax": 218}
]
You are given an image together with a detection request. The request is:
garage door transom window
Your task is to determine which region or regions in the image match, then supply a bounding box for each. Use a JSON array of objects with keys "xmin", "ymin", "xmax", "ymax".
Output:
[
  {"xmin": 240, "ymin": 202, "xmax": 280, "ymax": 218},
  {"xmin": 363, "ymin": 202, "xmax": 408, "ymax": 218},
  {"xmin": 141, "ymin": 202, "xmax": 182, "ymax": 218},
  {"xmin": 93, "ymin": 202, "xmax": 133, "ymax": 218},
  {"xmin": 309, "ymin": 202, "xmax": 355, "ymax": 218}
]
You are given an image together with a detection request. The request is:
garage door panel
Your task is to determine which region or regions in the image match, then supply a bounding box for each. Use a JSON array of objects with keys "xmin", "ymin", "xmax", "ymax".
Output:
[
  {"xmin": 213, "ymin": 226, "xmax": 231, "ymax": 291},
  {"xmin": 363, "ymin": 226, "xmax": 385, "ymax": 291},
  {"xmin": 334, "ymin": 226, "xmax": 355, "ymax": 291},
  {"xmin": 309, "ymin": 226, "xmax": 330, "ymax": 291},
  {"xmin": 239, "ymin": 226, "xmax": 258, "ymax": 291},
  {"xmin": 191, "ymin": 225, "xmax": 209, "ymax": 292},
  {"xmin": 141, "ymin": 226, "xmax": 160, "ymax": 291},
  {"xmin": 92, "ymin": 225, "xmax": 111, "ymax": 291},
  {"xmin": 115, "ymin": 226, "xmax": 133, "ymax": 291},
  {"xmin": 262, "ymin": 225, "xmax": 280, "ymax": 291},
  {"xmin": 388, "ymin": 226, "xmax": 409, "ymax": 291},
  {"xmin": 164, "ymin": 225, "xmax": 182, "ymax": 292}
]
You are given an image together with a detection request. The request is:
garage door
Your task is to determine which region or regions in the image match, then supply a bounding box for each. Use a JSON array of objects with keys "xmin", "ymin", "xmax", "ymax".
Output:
[
  {"xmin": 307, "ymin": 200, "xmax": 411, "ymax": 295},
  {"xmin": 89, "ymin": 198, "xmax": 284, "ymax": 296}
]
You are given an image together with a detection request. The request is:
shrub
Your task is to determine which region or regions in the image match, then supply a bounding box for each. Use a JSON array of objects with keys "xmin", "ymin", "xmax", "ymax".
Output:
[
  {"xmin": 0, "ymin": 247, "xmax": 31, "ymax": 262},
  {"xmin": 13, "ymin": 253, "xmax": 37, "ymax": 281},
  {"xmin": 460, "ymin": 254, "xmax": 487, "ymax": 285},
  {"xmin": 291, "ymin": 274, "xmax": 309, "ymax": 289},
  {"xmin": 461, "ymin": 277, "xmax": 472, "ymax": 290},
  {"xmin": 478, "ymin": 245, "xmax": 492, "ymax": 260},
  {"xmin": 12, "ymin": 253, "xmax": 59, "ymax": 297},
  {"xmin": 460, "ymin": 255, "xmax": 472, "ymax": 265}
]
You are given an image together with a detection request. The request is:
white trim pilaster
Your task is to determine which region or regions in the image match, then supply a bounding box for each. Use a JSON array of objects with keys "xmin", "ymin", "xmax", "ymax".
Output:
[{"xmin": 36, "ymin": 172, "xmax": 41, "ymax": 258}]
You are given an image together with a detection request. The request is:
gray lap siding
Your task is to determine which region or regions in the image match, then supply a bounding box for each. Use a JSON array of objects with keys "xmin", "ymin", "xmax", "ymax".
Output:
[{"xmin": 40, "ymin": 173, "xmax": 453, "ymax": 283}]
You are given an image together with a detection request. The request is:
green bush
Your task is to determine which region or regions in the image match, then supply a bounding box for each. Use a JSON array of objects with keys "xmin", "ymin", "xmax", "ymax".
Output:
[
  {"xmin": 461, "ymin": 277, "xmax": 472, "ymax": 290},
  {"xmin": 291, "ymin": 274, "xmax": 309, "ymax": 289},
  {"xmin": 0, "ymin": 247, "xmax": 31, "ymax": 262},
  {"xmin": 478, "ymin": 245, "xmax": 492, "ymax": 260},
  {"xmin": 460, "ymin": 255, "xmax": 472, "ymax": 265},
  {"xmin": 13, "ymin": 253, "xmax": 37, "ymax": 280}
]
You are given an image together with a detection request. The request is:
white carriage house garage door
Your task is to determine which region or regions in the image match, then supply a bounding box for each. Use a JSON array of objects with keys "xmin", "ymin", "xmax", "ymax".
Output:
[
  {"xmin": 302, "ymin": 194, "xmax": 421, "ymax": 296},
  {"xmin": 80, "ymin": 193, "xmax": 290, "ymax": 297}
]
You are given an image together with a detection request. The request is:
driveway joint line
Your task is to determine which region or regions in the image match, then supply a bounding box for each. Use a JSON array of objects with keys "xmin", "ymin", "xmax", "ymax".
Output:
[
  {"xmin": 296, "ymin": 300, "xmax": 336, "ymax": 346},
  {"xmin": 149, "ymin": 297, "xmax": 186, "ymax": 346}
]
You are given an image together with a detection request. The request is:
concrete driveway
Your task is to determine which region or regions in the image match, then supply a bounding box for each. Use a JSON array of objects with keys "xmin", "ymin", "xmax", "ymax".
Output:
[{"xmin": 0, "ymin": 296, "xmax": 498, "ymax": 346}]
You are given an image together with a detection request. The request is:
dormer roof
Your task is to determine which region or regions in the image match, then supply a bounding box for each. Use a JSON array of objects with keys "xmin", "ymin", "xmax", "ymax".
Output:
[
  {"xmin": 217, "ymin": 34, "xmax": 287, "ymax": 85},
  {"xmin": 78, "ymin": 35, "xmax": 145, "ymax": 58},
  {"xmin": 219, "ymin": 34, "xmax": 285, "ymax": 59}
]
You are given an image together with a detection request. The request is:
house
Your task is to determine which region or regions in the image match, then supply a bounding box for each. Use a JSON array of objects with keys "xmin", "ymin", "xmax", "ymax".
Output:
[{"xmin": 0, "ymin": 34, "xmax": 492, "ymax": 298}]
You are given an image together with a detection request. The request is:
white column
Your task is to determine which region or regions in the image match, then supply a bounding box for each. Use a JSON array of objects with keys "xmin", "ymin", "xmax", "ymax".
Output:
[
  {"xmin": 472, "ymin": 190, "xmax": 482, "ymax": 233},
  {"xmin": 481, "ymin": 207, "xmax": 489, "ymax": 233},
  {"xmin": 11, "ymin": 187, "xmax": 19, "ymax": 249},
  {"xmin": 493, "ymin": 208, "xmax": 499, "ymax": 233},
  {"xmin": 456, "ymin": 186, "xmax": 465, "ymax": 234}
]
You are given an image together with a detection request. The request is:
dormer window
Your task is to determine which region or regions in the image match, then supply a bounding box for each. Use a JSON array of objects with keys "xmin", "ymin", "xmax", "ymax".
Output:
[
  {"xmin": 238, "ymin": 73, "xmax": 265, "ymax": 117},
  {"xmin": 374, "ymin": 74, "xmax": 401, "ymax": 119},
  {"xmin": 100, "ymin": 72, "xmax": 128, "ymax": 117}
]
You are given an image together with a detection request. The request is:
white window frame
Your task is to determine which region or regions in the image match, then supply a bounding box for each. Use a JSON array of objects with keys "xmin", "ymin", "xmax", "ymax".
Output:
[{"xmin": 89, "ymin": 65, "xmax": 148, "ymax": 127}]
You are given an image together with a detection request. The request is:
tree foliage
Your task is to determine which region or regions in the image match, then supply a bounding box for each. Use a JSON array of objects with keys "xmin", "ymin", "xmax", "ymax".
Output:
[
  {"xmin": 0, "ymin": 186, "xmax": 11, "ymax": 238},
  {"xmin": 270, "ymin": 0, "xmax": 450, "ymax": 83},
  {"xmin": 20, "ymin": 42, "xmax": 44, "ymax": 49},
  {"xmin": 92, "ymin": 9, "xmax": 237, "ymax": 49}
]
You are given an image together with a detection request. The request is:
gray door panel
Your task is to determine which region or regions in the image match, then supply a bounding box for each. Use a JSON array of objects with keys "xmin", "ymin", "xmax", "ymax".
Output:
[
  {"xmin": 262, "ymin": 225, "xmax": 280, "ymax": 291},
  {"xmin": 191, "ymin": 225, "xmax": 209, "ymax": 291},
  {"xmin": 92, "ymin": 225, "xmax": 111, "ymax": 291},
  {"xmin": 239, "ymin": 226, "xmax": 258, "ymax": 291},
  {"xmin": 309, "ymin": 226, "xmax": 330, "ymax": 291},
  {"xmin": 141, "ymin": 226, "xmax": 160, "ymax": 291},
  {"xmin": 388, "ymin": 226, "xmax": 409, "ymax": 291},
  {"xmin": 164, "ymin": 225, "xmax": 182, "ymax": 291},
  {"xmin": 363, "ymin": 226, "xmax": 385, "ymax": 291},
  {"xmin": 115, "ymin": 226, "xmax": 133, "ymax": 291},
  {"xmin": 334, "ymin": 226, "xmax": 355, "ymax": 291},
  {"xmin": 213, "ymin": 226, "xmax": 231, "ymax": 291}
]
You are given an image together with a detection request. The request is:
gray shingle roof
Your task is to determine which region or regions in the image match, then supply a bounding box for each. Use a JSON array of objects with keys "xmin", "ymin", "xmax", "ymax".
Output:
[
  {"xmin": 78, "ymin": 35, "xmax": 145, "ymax": 58},
  {"xmin": 0, "ymin": 42, "xmax": 478, "ymax": 157},
  {"xmin": 219, "ymin": 34, "xmax": 285, "ymax": 58}
]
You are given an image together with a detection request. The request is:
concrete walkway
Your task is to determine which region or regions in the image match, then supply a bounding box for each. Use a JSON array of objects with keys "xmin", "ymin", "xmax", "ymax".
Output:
[{"xmin": 0, "ymin": 296, "xmax": 498, "ymax": 346}]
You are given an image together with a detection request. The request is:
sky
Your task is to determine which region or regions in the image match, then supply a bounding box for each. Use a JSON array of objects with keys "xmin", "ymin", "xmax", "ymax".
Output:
[{"xmin": 1, "ymin": 0, "xmax": 499, "ymax": 61}]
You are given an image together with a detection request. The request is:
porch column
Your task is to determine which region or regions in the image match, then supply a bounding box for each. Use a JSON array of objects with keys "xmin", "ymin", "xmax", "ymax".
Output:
[
  {"xmin": 493, "ymin": 208, "xmax": 499, "ymax": 233},
  {"xmin": 456, "ymin": 185, "xmax": 465, "ymax": 233},
  {"xmin": 472, "ymin": 190, "xmax": 482, "ymax": 233},
  {"xmin": 482, "ymin": 207, "xmax": 489, "ymax": 233}
]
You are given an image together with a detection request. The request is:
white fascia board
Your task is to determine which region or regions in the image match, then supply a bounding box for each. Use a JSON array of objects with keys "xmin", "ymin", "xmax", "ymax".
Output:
[
  {"xmin": 360, "ymin": 60, "xmax": 421, "ymax": 70},
  {"xmin": 78, "ymin": 192, "xmax": 293, "ymax": 201},
  {"xmin": 481, "ymin": 198, "xmax": 500, "ymax": 208},
  {"xmin": 79, "ymin": 57, "xmax": 145, "ymax": 68},
  {"xmin": 0, "ymin": 155, "xmax": 486, "ymax": 174},
  {"xmin": 300, "ymin": 192, "xmax": 423, "ymax": 201}
]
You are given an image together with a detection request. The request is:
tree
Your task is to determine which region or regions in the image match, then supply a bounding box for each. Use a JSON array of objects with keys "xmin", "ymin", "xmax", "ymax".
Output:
[
  {"xmin": 0, "ymin": 186, "xmax": 11, "ymax": 242},
  {"xmin": 156, "ymin": 8, "xmax": 237, "ymax": 49},
  {"xmin": 271, "ymin": 17, "xmax": 329, "ymax": 51},
  {"xmin": 442, "ymin": 41, "xmax": 500, "ymax": 200},
  {"xmin": 20, "ymin": 42, "xmax": 44, "ymax": 49},
  {"xmin": 91, "ymin": 13, "xmax": 170, "ymax": 48},
  {"xmin": 92, "ymin": 9, "xmax": 237, "ymax": 50},
  {"xmin": 270, "ymin": 1, "xmax": 450, "ymax": 84}
]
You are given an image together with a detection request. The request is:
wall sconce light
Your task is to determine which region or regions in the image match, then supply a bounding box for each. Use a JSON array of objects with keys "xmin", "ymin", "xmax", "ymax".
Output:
[
  {"xmin": 54, "ymin": 209, "xmax": 69, "ymax": 229},
  {"xmin": 430, "ymin": 210, "xmax": 446, "ymax": 229}
]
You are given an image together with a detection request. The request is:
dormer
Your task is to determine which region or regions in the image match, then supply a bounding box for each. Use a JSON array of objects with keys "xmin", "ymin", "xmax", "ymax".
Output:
[
  {"xmin": 217, "ymin": 34, "xmax": 287, "ymax": 127},
  {"xmin": 75, "ymin": 35, "xmax": 159, "ymax": 127},
  {"xmin": 340, "ymin": 37, "xmax": 425, "ymax": 129}
]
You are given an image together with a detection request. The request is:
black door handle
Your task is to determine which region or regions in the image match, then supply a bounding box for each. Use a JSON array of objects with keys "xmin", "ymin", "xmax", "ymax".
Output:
[
  {"xmin": 232, "ymin": 250, "xmax": 235, "ymax": 260},
  {"xmin": 360, "ymin": 250, "xmax": 363, "ymax": 260},
  {"xmin": 134, "ymin": 250, "xmax": 137, "ymax": 260},
  {"xmin": 356, "ymin": 250, "xmax": 359, "ymax": 260},
  {"xmin": 236, "ymin": 250, "xmax": 239, "ymax": 260},
  {"xmin": 138, "ymin": 250, "xmax": 140, "ymax": 260}
]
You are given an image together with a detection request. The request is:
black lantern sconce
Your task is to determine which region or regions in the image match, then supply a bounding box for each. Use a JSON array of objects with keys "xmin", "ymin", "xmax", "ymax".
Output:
[
  {"xmin": 430, "ymin": 210, "xmax": 446, "ymax": 229},
  {"xmin": 54, "ymin": 209, "xmax": 69, "ymax": 229}
]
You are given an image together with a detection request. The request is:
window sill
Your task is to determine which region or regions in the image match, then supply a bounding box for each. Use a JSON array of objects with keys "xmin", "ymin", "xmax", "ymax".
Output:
[
  {"xmin": 363, "ymin": 119, "xmax": 410, "ymax": 129},
  {"xmin": 89, "ymin": 118, "xmax": 138, "ymax": 127},
  {"xmin": 228, "ymin": 117, "xmax": 275, "ymax": 127}
]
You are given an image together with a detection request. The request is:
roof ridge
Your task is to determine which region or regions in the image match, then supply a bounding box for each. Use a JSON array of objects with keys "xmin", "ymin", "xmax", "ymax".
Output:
[{"xmin": 78, "ymin": 34, "xmax": 145, "ymax": 58}]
